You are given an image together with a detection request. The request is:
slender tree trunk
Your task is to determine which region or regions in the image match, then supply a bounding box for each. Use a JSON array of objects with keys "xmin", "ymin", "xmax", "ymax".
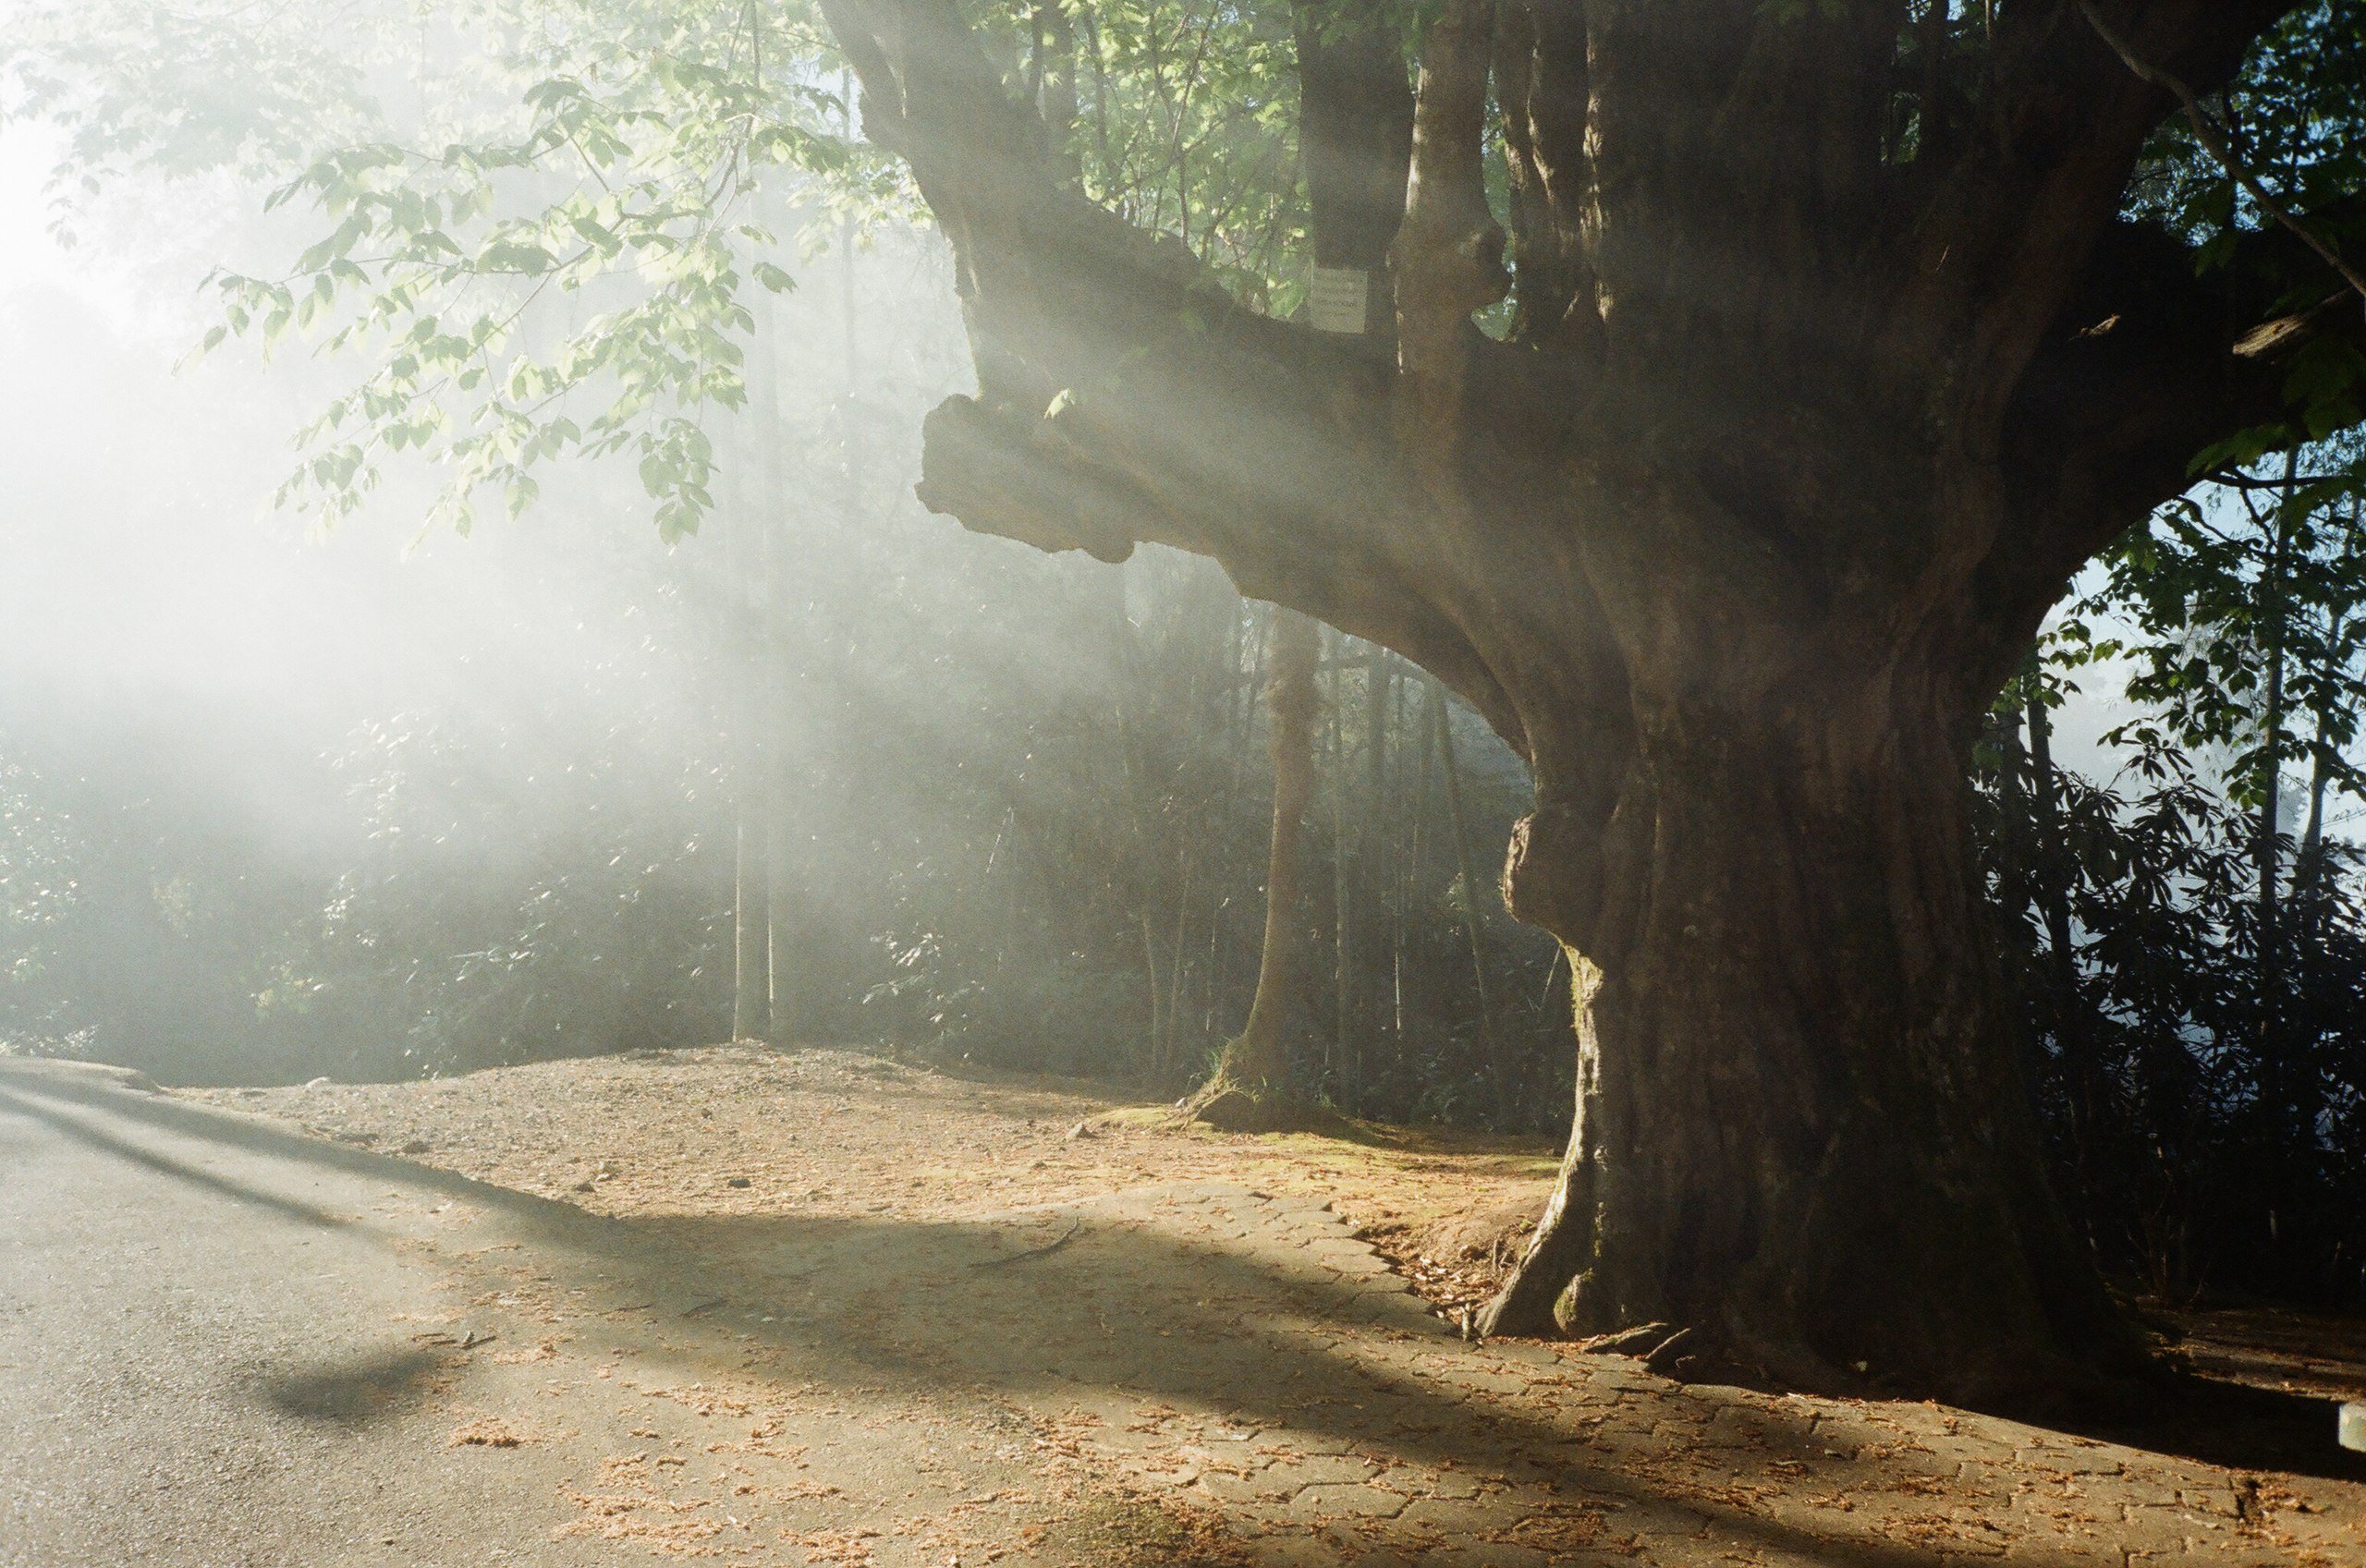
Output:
[
  {"xmin": 1330, "ymin": 630, "xmax": 1352, "ymax": 1091},
  {"xmin": 2255, "ymin": 614, "xmax": 2289, "ymax": 1144},
  {"xmin": 2256, "ymin": 467, "xmax": 2292, "ymax": 957},
  {"xmin": 1140, "ymin": 912, "xmax": 1165, "ymax": 1080},
  {"xmin": 1352, "ymin": 647, "xmax": 1389, "ymax": 1105},
  {"xmin": 2025, "ymin": 697, "xmax": 2078, "ymax": 1000},
  {"xmin": 2024, "ymin": 691, "xmax": 2092, "ymax": 1182},
  {"xmin": 837, "ymin": 78, "xmax": 861, "ymax": 530},
  {"xmin": 745, "ymin": 271, "xmax": 803, "ymax": 1047},
  {"xmin": 1199, "ymin": 607, "xmax": 1320, "ymax": 1117},
  {"xmin": 2250, "ymin": 456, "xmax": 2303, "ymax": 1239},
  {"xmin": 763, "ymin": 744, "xmax": 799, "ymax": 1040},
  {"xmin": 1167, "ymin": 851, "xmax": 1193, "ymax": 1065},
  {"xmin": 1390, "ymin": 661, "xmax": 1409, "ymax": 1040},
  {"xmin": 2287, "ymin": 697, "xmax": 2336, "ymax": 1201},
  {"xmin": 1030, "ymin": 0, "xmax": 1078, "ymax": 170},
  {"xmin": 1430, "ymin": 675, "xmax": 1503, "ymax": 1118},
  {"xmin": 733, "ymin": 810, "xmax": 770, "ymax": 1042},
  {"xmin": 726, "ymin": 370, "xmax": 774, "ymax": 1045},
  {"xmin": 2299, "ymin": 714, "xmax": 2334, "ymax": 883}
]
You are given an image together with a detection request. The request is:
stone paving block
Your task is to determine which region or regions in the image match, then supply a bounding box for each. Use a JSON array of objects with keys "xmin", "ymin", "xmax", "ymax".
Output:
[
  {"xmin": 1396, "ymin": 1494, "xmax": 1508, "ymax": 1537},
  {"xmin": 1329, "ymin": 1546, "xmax": 1418, "ymax": 1568},
  {"xmin": 1286, "ymin": 1482, "xmax": 1412, "ymax": 1521},
  {"xmin": 1195, "ymin": 1470, "xmax": 1299, "ymax": 1505},
  {"xmin": 1353, "ymin": 1295, "xmax": 1420, "ymax": 1333},
  {"xmin": 1443, "ymin": 1367, "xmax": 1532, "ymax": 1397},
  {"xmin": 1603, "ymin": 1501, "xmax": 1710, "ymax": 1539},
  {"xmin": 1411, "ymin": 1469, "xmax": 1484, "ymax": 1500},
  {"xmin": 1323, "ymin": 1254, "xmax": 1396, "ymax": 1278},
  {"xmin": 1418, "ymin": 1542, "xmax": 1553, "ymax": 1568},
  {"xmin": 1267, "ymin": 1453, "xmax": 1384, "ymax": 1489},
  {"xmin": 1568, "ymin": 1360, "xmax": 1669, "ymax": 1393},
  {"xmin": 1482, "ymin": 1342, "xmax": 1564, "ymax": 1369},
  {"xmin": 1248, "ymin": 1531, "xmax": 1348, "ymax": 1567}
]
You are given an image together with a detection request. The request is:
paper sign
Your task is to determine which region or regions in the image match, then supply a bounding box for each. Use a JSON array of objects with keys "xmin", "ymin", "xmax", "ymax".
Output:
[
  {"xmin": 1307, "ymin": 267, "xmax": 1370, "ymax": 334},
  {"xmin": 2342, "ymin": 1402, "xmax": 2365, "ymax": 1453}
]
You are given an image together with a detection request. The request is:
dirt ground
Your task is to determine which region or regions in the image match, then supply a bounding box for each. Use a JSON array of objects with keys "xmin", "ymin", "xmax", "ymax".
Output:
[
  {"xmin": 184, "ymin": 1042, "xmax": 2366, "ymax": 1566},
  {"xmin": 200, "ymin": 1044, "xmax": 1561, "ymax": 1317}
]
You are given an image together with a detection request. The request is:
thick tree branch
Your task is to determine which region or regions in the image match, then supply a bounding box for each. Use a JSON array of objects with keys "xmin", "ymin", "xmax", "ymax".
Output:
[
  {"xmin": 1493, "ymin": 0, "xmax": 1596, "ymax": 356},
  {"xmin": 1388, "ymin": 0, "xmax": 1505, "ymax": 474},
  {"xmin": 2079, "ymin": 0, "xmax": 2366, "ymax": 312},
  {"xmin": 1973, "ymin": 204, "xmax": 2366, "ymax": 699},
  {"xmin": 1293, "ymin": 0, "xmax": 1413, "ymax": 290},
  {"xmin": 1884, "ymin": 2, "xmax": 2305, "ymax": 435},
  {"xmin": 818, "ymin": 0, "xmax": 1554, "ymax": 736}
]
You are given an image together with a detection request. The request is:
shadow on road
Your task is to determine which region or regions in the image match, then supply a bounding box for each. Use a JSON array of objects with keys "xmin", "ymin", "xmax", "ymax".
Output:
[
  {"xmin": 255, "ymin": 1345, "xmax": 449, "ymax": 1427},
  {"xmin": 7, "ymin": 1061, "xmax": 2361, "ymax": 1568},
  {"xmin": 0, "ymin": 1085, "xmax": 352, "ymax": 1231}
]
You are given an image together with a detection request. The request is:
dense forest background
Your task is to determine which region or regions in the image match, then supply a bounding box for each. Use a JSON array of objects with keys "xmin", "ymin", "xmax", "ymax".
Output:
[{"xmin": 4, "ymin": 3, "xmax": 2364, "ymax": 1319}]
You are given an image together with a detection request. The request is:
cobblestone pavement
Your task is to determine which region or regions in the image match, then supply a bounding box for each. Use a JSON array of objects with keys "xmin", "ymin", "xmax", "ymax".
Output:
[
  {"xmin": 993, "ymin": 1186, "xmax": 2366, "ymax": 1568},
  {"xmin": 7, "ymin": 1061, "xmax": 2361, "ymax": 1567}
]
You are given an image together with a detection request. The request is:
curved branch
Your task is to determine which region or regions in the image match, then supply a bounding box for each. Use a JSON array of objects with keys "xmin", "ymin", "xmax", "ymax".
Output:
[
  {"xmin": 1883, "ymin": 1, "xmax": 2306, "ymax": 433},
  {"xmin": 1294, "ymin": 0, "xmax": 1414, "ymax": 280},
  {"xmin": 1974, "ymin": 205, "xmax": 2366, "ymax": 697},
  {"xmin": 1493, "ymin": 0, "xmax": 1596, "ymax": 356},
  {"xmin": 822, "ymin": 0, "xmax": 1648, "ymax": 920},
  {"xmin": 2079, "ymin": 1, "xmax": 2366, "ymax": 312},
  {"xmin": 914, "ymin": 378, "xmax": 1523, "ymax": 739},
  {"xmin": 819, "ymin": 0, "xmax": 1574, "ymax": 735}
]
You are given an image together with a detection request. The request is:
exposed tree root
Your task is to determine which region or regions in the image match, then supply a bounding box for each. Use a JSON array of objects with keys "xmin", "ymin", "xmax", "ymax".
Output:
[{"xmin": 1182, "ymin": 1073, "xmax": 1346, "ymax": 1136}]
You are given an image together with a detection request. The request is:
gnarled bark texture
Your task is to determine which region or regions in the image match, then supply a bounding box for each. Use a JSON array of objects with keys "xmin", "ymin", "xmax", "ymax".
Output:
[{"xmin": 815, "ymin": 0, "xmax": 2359, "ymax": 1401}]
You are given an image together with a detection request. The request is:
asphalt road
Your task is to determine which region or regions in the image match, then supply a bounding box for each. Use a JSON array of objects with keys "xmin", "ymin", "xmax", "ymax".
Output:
[
  {"xmin": 0, "ymin": 1055, "xmax": 1136, "ymax": 1568},
  {"xmin": 0, "ymin": 1058, "xmax": 632, "ymax": 1568}
]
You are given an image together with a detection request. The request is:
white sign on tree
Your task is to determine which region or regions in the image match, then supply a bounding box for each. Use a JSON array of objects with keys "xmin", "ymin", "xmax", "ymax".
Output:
[{"xmin": 1307, "ymin": 267, "xmax": 1370, "ymax": 334}]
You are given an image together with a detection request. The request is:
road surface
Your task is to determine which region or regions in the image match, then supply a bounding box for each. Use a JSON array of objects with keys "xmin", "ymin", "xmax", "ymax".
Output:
[{"xmin": 5, "ymin": 1055, "xmax": 2361, "ymax": 1568}]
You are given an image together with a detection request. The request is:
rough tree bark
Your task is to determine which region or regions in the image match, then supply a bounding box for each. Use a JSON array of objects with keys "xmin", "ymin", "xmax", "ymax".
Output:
[{"xmin": 816, "ymin": 0, "xmax": 2359, "ymax": 1402}]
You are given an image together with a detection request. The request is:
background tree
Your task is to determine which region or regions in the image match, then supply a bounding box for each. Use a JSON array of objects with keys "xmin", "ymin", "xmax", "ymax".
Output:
[
  {"xmin": 1192, "ymin": 606, "xmax": 1319, "ymax": 1127},
  {"xmin": 2026, "ymin": 435, "xmax": 2366, "ymax": 1299}
]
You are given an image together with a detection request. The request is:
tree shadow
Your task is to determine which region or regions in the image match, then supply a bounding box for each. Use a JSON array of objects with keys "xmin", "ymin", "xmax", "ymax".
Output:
[
  {"xmin": 253, "ymin": 1345, "xmax": 449, "ymax": 1427},
  {"xmin": 0, "ymin": 1085, "xmax": 352, "ymax": 1230},
  {"xmin": 14, "ymin": 1064, "xmax": 2362, "ymax": 1566},
  {"xmin": 2049, "ymin": 1371, "xmax": 2366, "ymax": 1485}
]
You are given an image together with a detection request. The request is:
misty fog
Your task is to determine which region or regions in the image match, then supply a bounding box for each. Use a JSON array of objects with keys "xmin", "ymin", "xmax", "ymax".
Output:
[{"xmin": 0, "ymin": 133, "xmax": 1557, "ymax": 1112}]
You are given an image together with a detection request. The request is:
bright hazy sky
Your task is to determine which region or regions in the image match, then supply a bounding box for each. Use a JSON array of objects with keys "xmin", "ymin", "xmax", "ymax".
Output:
[{"xmin": 0, "ymin": 113, "xmax": 2142, "ymax": 784}]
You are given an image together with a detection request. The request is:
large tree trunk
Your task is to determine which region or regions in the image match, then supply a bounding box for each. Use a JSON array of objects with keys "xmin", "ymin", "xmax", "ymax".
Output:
[
  {"xmin": 816, "ymin": 0, "xmax": 2342, "ymax": 1400},
  {"xmin": 732, "ymin": 808, "xmax": 771, "ymax": 1042},
  {"xmin": 1482, "ymin": 642, "xmax": 2137, "ymax": 1399}
]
